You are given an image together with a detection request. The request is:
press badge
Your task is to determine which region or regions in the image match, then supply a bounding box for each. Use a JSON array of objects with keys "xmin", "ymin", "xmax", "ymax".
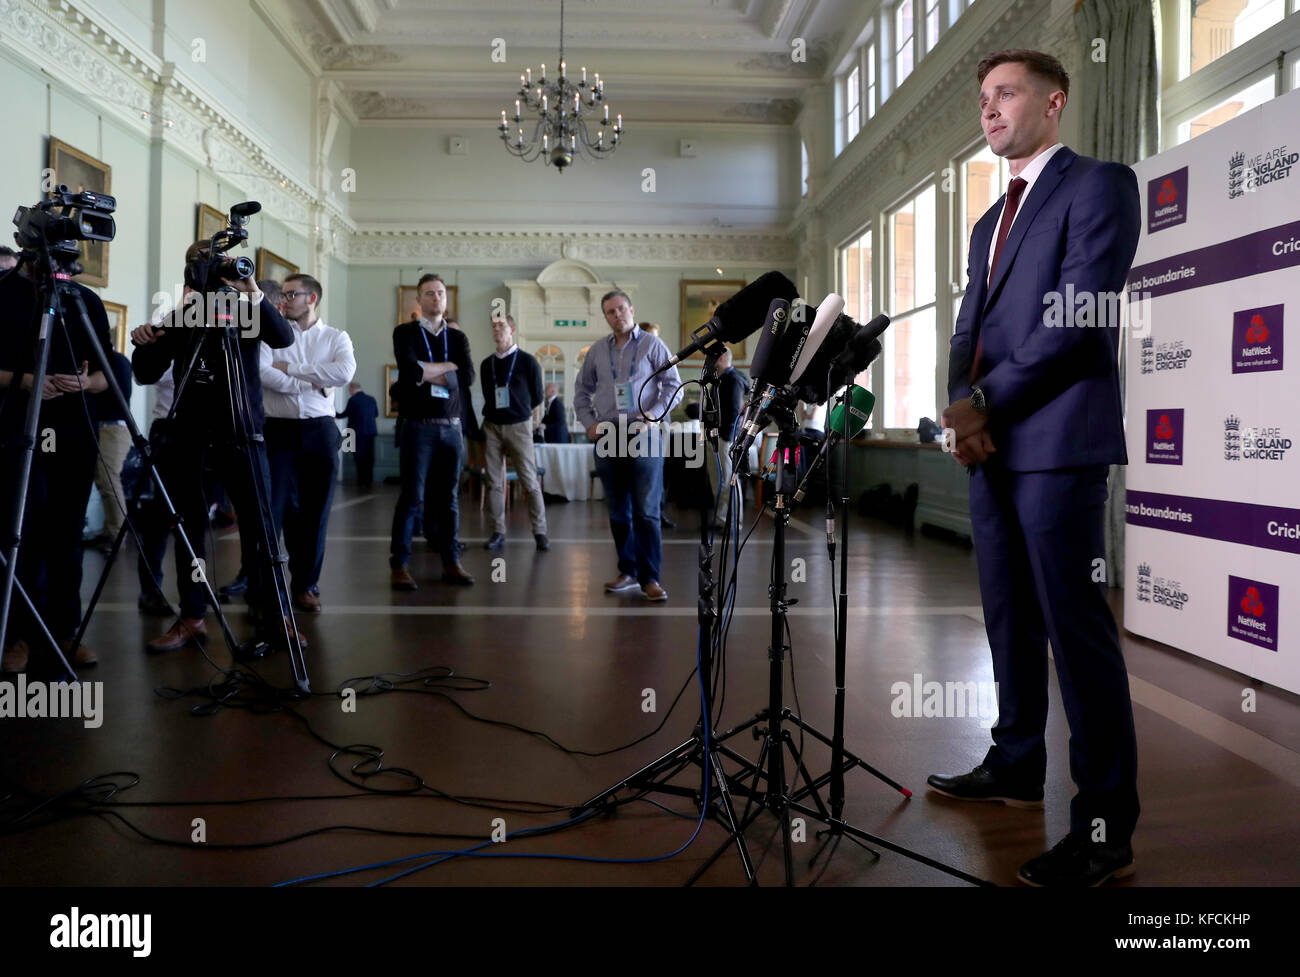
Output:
[
  {"xmin": 429, "ymin": 383, "xmax": 450, "ymax": 399},
  {"xmin": 495, "ymin": 386, "xmax": 511, "ymax": 409},
  {"xmin": 615, "ymin": 382, "xmax": 633, "ymax": 411}
]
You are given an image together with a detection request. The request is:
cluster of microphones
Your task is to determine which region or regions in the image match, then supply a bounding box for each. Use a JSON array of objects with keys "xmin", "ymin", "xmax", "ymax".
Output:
[{"xmin": 662, "ymin": 271, "xmax": 889, "ymax": 499}]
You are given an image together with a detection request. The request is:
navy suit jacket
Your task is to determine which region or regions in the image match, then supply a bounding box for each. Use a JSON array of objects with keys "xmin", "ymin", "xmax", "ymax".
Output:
[
  {"xmin": 338, "ymin": 391, "xmax": 379, "ymax": 437},
  {"xmin": 948, "ymin": 147, "xmax": 1140, "ymax": 471}
]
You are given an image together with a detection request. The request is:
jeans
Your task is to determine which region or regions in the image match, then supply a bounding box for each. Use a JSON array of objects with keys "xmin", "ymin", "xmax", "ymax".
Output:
[
  {"xmin": 390, "ymin": 420, "xmax": 463, "ymax": 568},
  {"xmin": 593, "ymin": 438, "xmax": 664, "ymax": 585}
]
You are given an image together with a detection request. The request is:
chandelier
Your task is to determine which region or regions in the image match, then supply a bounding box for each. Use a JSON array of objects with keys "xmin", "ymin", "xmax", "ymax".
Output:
[{"xmin": 498, "ymin": 0, "xmax": 622, "ymax": 170}]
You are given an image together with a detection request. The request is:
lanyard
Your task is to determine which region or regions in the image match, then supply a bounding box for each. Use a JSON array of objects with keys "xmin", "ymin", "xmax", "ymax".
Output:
[
  {"xmin": 493, "ymin": 348, "xmax": 519, "ymax": 387},
  {"xmin": 608, "ymin": 332, "xmax": 640, "ymax": 381},
  {"xmin": 419, "ymin": 321, "xmax": 449, "ymax": 364}
]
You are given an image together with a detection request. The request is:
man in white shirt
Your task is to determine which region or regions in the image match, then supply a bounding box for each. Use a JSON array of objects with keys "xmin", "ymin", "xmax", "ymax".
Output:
[{"xmin": 260, "ymin": 273, "xmax": 356, "ymax": 613}]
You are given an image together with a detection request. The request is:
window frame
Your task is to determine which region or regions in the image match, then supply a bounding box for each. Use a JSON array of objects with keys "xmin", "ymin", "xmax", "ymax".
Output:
[{"xmin": 881, "ymin": 176, "xmax": 939, "ymax": 434}]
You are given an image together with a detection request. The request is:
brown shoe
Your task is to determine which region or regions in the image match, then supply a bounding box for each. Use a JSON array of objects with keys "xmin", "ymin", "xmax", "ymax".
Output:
[
  {"xmin": 441, "ymin": 563, "xmax": 475, "ymax": 585},
  {"xmin": 293, "ymin": 589, "xmax": 321, "ymax": 613},
  {"xmin": 1, "ymin": 640, "xmax": 29, "ymax": 673},
  {"xmin": 281, "ymin": 616, "xmax": 309, "ymax": 649},
  {"xmin": 641, "ymin": 581, "xmax": 668, "ymax": 602},
  {"xmin": 604, "ymin": 573, "xmax": 639, "ymax": 593},
  {"xmin": 61, "ymin": 639, "xmax": 98, "ymax": 668},
  {"xmin": 148, "ymin": 618, "xmax": 207, "ymax": 653},
  {"xmin": 391, "ymin": 566, "xmax": 418, "ymax": 591}
]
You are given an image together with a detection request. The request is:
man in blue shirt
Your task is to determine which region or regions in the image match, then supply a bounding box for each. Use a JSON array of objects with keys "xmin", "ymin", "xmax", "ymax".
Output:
[{"xmin": 574, "ymin": 290, "xmax": 682, "ymax": 601}]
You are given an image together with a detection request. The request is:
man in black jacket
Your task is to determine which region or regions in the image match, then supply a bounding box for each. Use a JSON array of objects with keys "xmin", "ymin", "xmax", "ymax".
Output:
[
  {"xmin": 389, "ymin": 273, "xmax": 475, "ymax": 589},
  {"xmin": 337, "ymin": 381, "xmax": 379, "ymax": 488},
  {"xmin": 0, "ymin": 258, "xmax": 112, "ymax": 673},
  {"xmin": 540, "ymin": 382, "xmax": 570, "ymax": 443},
  {"xmin": 130, "ymin": 241, "xmax": 297, "ymax": 653}
]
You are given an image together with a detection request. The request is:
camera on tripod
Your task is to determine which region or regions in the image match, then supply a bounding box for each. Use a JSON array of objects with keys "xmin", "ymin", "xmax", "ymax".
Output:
[
  {"xmin": 12, "ymin": 185, "xmax": 117, "ymax": 262},
  {"xmin": 183, "ymin": 201, "xmax": 261, "ymax": 292}
]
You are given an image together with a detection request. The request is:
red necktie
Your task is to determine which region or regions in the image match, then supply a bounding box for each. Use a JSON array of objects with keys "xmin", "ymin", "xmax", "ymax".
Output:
[{"xmin": 970, "ymin": 176, "xmax": 1028, "ymax": 383}]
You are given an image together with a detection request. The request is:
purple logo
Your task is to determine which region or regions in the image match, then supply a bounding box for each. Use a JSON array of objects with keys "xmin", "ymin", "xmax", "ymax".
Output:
[
  {"xmin": 1148, "ymin": 167, "xmax": 1188, "ymax": 232},
  {"xmin": 1232, "ymin": 304, "xmax": 1284, "ymax": 373},
  {"xmin": 1227, "ymin": 575, "xmax": 1279, "ymax": 650},
  {"xmin": 1146, "ymin": 408, "xmax": 1184, "ymax": 465}
]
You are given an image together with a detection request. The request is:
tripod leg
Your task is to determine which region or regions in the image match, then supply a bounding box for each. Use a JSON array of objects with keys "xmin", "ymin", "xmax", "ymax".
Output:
[
  {"xmin": 0, "ymin": 551, "xmax": 77, "ymax": 681},
  {"xmin": 705, "ymin": 748, "xmax": 756, "ymax": 883}
]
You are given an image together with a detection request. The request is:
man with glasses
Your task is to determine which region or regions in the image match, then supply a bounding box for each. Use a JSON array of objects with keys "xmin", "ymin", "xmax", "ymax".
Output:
[
  {"xmin": 389, "ymin": 273, "xmax": 475, "ymax": 589},
  {"xmin": 260, "ymin": 273, "xmax": 355, "ymax": 613},
  {"xmin": 574, "ymin": 291, "xmax": 681, "ymax": 601}
]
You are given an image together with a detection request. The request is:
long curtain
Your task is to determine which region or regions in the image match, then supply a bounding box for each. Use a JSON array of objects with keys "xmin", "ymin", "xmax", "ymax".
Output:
[{"xmin": 1074, "ymin": 0, "xmax": 1159, "ymax": 587}]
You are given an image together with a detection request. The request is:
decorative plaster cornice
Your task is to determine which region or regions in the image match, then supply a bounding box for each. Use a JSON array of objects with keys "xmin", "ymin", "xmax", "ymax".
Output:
[{"xmin": 344, "ymin": 228, "xmax": 796, "ymax": 268}]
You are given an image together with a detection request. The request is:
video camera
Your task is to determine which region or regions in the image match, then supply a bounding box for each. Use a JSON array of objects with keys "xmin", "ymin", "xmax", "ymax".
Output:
[
  {"xmin": 183, "ymin": 200, "xmax": 261, "ymax": 291},
  {"xmin": 12, "ymin": 185, "xmax": 116, "ymax": 268}
]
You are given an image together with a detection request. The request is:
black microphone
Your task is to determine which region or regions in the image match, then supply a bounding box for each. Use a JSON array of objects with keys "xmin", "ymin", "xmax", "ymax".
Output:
[
  {"xmin": 829, "ymin": 313, "xmax": 890, "ymax": 377},
  {"xmin": 728, "ymin": 298, "xmax": 792, "ymax": 462},
  {"xmin": 667, "ymin": 271, "xmax": 799, "ymax": 366}
]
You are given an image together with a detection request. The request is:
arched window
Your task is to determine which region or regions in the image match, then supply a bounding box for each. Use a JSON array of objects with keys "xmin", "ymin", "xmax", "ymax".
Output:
[{"xmin": 536, "ymin": 344, "xmax": 563, "ymax": 390}]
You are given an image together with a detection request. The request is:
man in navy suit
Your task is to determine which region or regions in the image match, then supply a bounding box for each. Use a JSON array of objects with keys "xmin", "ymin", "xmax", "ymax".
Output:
[
  {"xmin": 338, "ymin": 381, "xmax": 379, "ymax": 488},
  {"xmin": 928, "ymin": 50, "xmax": 1141, "ymax": 887}
]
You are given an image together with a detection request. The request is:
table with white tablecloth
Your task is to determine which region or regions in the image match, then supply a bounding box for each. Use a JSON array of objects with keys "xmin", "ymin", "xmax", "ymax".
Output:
[
  {"xmin": 535, "ymin": 440, "xmax": 760, "ymax": 503},
  {"xmin": 535, "ymin": 443, "xmax": 602, "ymax": 501}
]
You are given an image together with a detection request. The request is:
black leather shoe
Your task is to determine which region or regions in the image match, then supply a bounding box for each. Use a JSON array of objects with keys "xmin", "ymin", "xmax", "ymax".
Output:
[
  {"xmin": 217, "ymin": 573, "xmax": 248, "ymax": 604},
  {"xmin": 1018, "ymin": 833, "xmax": 1135, "ymax": 887},
  {"xmin": 484, "ymin": 533, "xmax": 506, "ymax": 551},
  {"xmin": 926, "ymin": 765, "xmax": 1043, "ymax": 808},
  {"xmin": 534, "ymin": 533, "xmax": 550, "ymax": 551}
]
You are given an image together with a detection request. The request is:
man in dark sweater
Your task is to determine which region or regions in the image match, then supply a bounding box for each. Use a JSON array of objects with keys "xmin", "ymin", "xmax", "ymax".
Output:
[
  {"xmin": 480, "ymin": 315, "xmax": 548, "ymax": 551},
  {"xmin": 337, "ymin": 381, "xmax": 379, "ymax": 488},
  {"xmin": 389, "ymin": 273, "xmax": 475, "ymax": 588},
  {"xmin": 130, "ymin": 241, "xmax": 297, "ymax": 653}
]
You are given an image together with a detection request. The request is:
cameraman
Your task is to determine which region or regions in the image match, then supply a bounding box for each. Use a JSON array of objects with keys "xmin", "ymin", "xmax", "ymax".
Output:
[
  {"xmin": 130, "ymin": 241, "xmax": 298, "ymax": 654},
  {"xmin": 0, "ymin": 245, "xmax": 111, "ymax": 672}
]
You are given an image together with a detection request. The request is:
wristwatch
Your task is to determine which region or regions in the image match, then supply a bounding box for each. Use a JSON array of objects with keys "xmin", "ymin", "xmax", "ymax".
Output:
[{"xmin": 970, "ymin": 385, "xmax": 989, "ymax": 414}]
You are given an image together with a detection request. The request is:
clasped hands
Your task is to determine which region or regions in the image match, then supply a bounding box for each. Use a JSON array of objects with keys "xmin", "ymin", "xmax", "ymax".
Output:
[{"xmin": 941, "ymin": 397, "xmax": 996, "ymax": 467}]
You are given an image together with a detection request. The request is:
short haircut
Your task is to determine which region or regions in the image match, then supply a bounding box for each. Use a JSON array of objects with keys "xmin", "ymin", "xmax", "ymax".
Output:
[
  {"xmin": 0, "ymin": 246, "xmax": 15, "ymax": 257},
  {"xmin": 285, "ymin": 272, "xmax": 323, "ymax": 304},
  {"xmin": 639, "ymin": 321, "xmax": 659, "ymax": 334},
  {"xmin": 185, "ymin": 240, "xmax": 210, "ymax": 264},
  {"xmin": 505, "ymin": 314, "xmax": 516, "ymax": 329},
  {"xmin": 417, "ymin": 273, "xmax": 445, "ymax": 292},
  {"xmin": 977, "ymin": 49, "xmax": 1069, "ymax": 100},
  {"xmin": 601, "ymin": 289, "xmax": 631, "ymax": 310},
  {"xmin": 257, "ymin": 279, "xmax": 283, "ymax": 304}
]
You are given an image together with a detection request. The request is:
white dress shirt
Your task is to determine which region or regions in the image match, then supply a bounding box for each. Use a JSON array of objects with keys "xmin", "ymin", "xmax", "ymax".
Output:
[
  {"xmin": 260, "ymin": 317, "xmax": 357, "ymax": 420},
  {"xmin": 986, "ymin": 142, "xmax": 1066, "ymax": 283}
]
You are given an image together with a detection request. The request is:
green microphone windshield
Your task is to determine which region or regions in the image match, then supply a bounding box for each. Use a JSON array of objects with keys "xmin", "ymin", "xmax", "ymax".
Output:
[{"xmin": 826, "ymin": 385, "xmax": 876, "ymax": 439}]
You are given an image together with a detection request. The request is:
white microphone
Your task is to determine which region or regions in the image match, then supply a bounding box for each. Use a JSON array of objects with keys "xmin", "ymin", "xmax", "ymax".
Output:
[{"xmin": 789, "ymin": 293, "xmax": 845, "ymax": 387}]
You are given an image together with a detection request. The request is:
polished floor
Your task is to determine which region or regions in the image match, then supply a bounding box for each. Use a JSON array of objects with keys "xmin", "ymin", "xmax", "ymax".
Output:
[{"xmin": 2, "ymin": 482, "xmax": 1298, "ymax": 886}]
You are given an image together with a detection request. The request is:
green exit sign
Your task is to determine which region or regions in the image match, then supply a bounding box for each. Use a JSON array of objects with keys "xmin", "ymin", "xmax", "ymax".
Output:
[{"xmin": 553, "ymin": 318, "xmax": 587, "ymax": 328}]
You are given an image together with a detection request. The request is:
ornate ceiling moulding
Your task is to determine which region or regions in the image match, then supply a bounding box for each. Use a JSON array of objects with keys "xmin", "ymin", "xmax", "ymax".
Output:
[
  {"xmin": 343, "ymin": 229, "xmax": 797, "ymax": 267},
  {"xmin": 301, "ymin": 27, "xmax": 401, "ymax": 70}
]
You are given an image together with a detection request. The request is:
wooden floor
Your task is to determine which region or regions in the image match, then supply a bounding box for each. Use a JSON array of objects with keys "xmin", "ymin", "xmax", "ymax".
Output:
[{"xmin": 3, "ymin": 483, "xmax": 1298, "ymax": 887}]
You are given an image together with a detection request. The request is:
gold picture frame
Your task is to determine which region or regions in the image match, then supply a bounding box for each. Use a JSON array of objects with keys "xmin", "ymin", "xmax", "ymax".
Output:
[
  {"xmin": 196, "ymin": 203, "xmax": 226, "ymax": 242},
  {"xmin": 48, "ymin": 137, "xmax": 112, "ymax": 288},
  {"xmin": 101, "ymin": 300, "xmax": 129, "ymax": 354},
  {"xmin": 398, "ymin": 284, "xmax": 458, "ymax": 325},
  {"xmin": 384, "ymin": 364, "xmax": 400, "ymax": 418},
  {"xmin": 255, "ymin": 247, "xmax": 298, "ymax": 282},
  {"xmin": 680, "ymin": 278, "xmax": 748, "ymax": 362}
]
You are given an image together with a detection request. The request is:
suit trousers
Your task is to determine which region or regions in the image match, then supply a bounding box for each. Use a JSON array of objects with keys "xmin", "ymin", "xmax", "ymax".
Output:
[
  {"xmin": 483, "ymin": 419, "xmax": 547, "ymax": 536},
  {"xmin": 265, "ymin": 416, "xmax": 341, "ymax": 592},
  {"xmin": 969, "ymin": 458, "xmax": 1139, "ymax": 843}
]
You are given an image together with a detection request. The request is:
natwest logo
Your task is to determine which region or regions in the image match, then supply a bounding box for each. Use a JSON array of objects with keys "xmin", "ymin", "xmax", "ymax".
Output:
[
  {"xmin": 1227, "ymin": 575, "xmax": 1279, "ymax": 650},
  {"xmin": 1148, "ymin": 167, "xmax": 1188, "ymax": 232},
  {"xmin": 1146, "ymin": 408, "xmax": 1184, "ymax": 465},
  {"xmin": 1232, "ymin": 304, "xmax": 1284, "ymax": 374}
]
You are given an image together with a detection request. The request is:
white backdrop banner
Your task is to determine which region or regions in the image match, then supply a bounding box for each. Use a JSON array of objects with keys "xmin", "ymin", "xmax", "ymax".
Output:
[{"xmin": 1124, "ymin": 87, "xmax": 1300, "ymax": 695}]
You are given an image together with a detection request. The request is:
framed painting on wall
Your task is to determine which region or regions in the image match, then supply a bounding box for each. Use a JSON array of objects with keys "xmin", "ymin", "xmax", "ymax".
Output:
[
  {"xmin": 680, "ymin": 278, "xmax": 748, "ymax": 363},
  {"xmin": 196, "ymin": 203, "xmax": 226, "ymax": 243},
  {"xmin": 48, "ymin": 137, "xmax": 112, "ymax": 288},
  {"xmin": 256, "ymin": 248, "xmax": 298, "ymax": 283},
  {"xmin": 398, "ymin": 284, "xmax": 458, "ymax": 325},
  {"xmin": 384, "ymin": 364, "xmax": 400, "ymax": 418},
  {"xmin": 101, "ymin": 300, "xmax": 129, "ymax": 354}
]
